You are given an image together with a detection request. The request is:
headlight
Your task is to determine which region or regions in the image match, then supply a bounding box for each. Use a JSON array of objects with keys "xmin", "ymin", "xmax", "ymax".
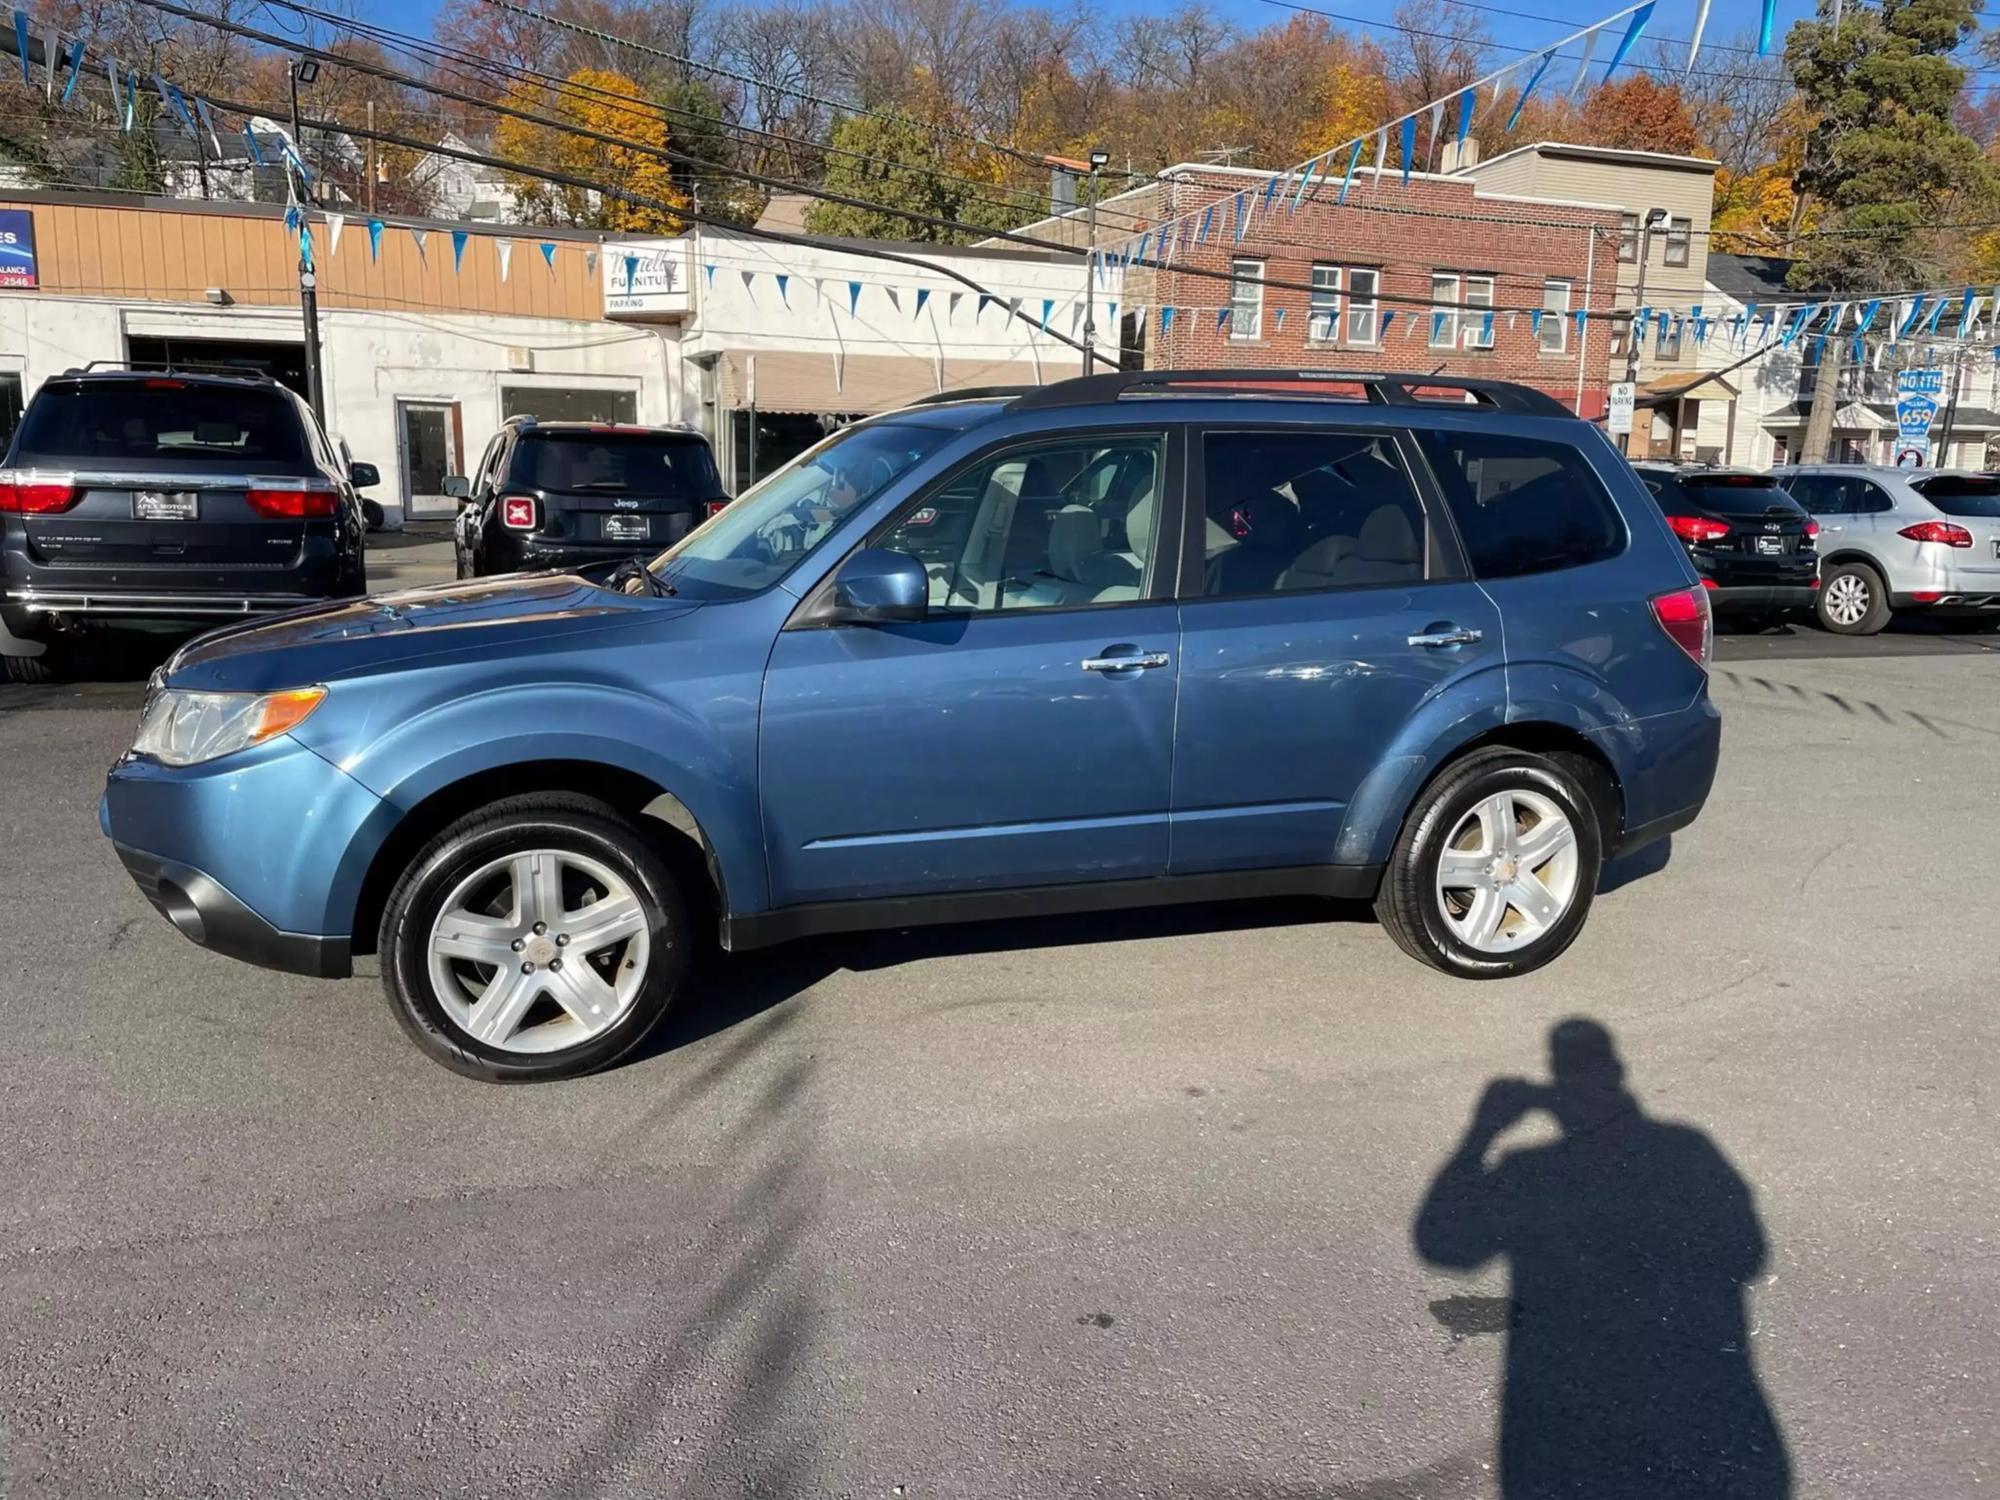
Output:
[{"xmin": 132, "ymin": 687, "xmax": 327, "ymax": 766}]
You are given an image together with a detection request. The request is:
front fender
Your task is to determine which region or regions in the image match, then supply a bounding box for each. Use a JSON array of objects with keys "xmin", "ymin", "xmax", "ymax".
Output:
[{"xmin": 302, "ymin": 681, "xmax": 768, "ymax": 930}]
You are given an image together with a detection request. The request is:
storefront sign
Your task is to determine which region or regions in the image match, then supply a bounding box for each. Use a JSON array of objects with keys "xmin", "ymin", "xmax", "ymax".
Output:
[
  {"xmin": 602, "ymin": 239, "xmax": 690, "ymax": 318},
  {"xmin": 0, "ymin": 209, "xmax": 37, "ymax": 289}
]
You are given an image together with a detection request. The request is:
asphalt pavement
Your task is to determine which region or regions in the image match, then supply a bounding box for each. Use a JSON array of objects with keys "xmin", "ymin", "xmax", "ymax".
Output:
[{"xmin": 0, "ymin": 535, "xmax": 1995, "ymax": 1497}]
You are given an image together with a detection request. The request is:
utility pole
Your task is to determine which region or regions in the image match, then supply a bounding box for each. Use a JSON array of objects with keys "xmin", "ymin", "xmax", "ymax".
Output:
[
  {"xmin": 289, "ymin": 58, "xmax": 327, "ymax": 425},
  {"xmin": 365, "ymin": 99, "xmax": 376, "ymax": 214},
  {"xmin": 1620, "ymin": 208, "xmax": 1667, "ymax": 457},
  {"xmin": 1081, "ymin": 150, "xmax": 1109, "ymax": 375}
]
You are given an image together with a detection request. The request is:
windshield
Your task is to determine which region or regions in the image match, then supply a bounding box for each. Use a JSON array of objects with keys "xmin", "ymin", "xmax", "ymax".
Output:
[
  {"xmin": 512, "ymin": 431, "xmax": 722, "ymax": 499},
  {"xmin": 1913, "ymin": 474, "xmax": 2000, "ymax": 517},
  {"xmin": 14, "ymin": 382, "xmax": 306, "ymax": 467},
  {"xmin": 649, "ymin": 419, "xmax": 956, "ymax": 599}
]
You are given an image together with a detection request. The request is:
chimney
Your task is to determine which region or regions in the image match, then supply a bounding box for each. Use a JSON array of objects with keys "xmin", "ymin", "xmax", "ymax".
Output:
[{"xmin": 1440, "ymin": 137, "xmax": 1481, "ymax": 174}]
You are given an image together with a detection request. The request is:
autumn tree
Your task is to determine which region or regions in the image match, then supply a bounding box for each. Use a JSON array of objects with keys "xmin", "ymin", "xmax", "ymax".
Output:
[
  {"xmin": 493, "ymin": 67, "xmax": 690, "ymax": 233},
  {"xmin": 1577, "ymin": 75, "xmax": 1705, "ymax": 156}
]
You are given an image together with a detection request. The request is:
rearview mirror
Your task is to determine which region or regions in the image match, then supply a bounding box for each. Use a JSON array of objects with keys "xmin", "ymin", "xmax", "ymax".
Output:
[
  {"xmin": 349, "ymin": 461, "xmax": 381, "ymax": 489},
  {"xmin": 441, "ymin": 474, "xmax": 471, "ymax": 499},
  {"xmin": 831, "ymin": 548, "xmax": 928, "ymax": 625}
]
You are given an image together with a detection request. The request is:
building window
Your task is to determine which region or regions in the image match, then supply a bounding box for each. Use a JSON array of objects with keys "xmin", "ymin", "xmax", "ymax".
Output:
[
  {"xmin": 1348, "ymin": 268, "xmax": 1380, "ymax": 345},
  {"xmin": 1662, "ymin": 216, "xmax": 1692, "ymax": 267},
  {"xmin": 1541, "ymin": 279, "xmax": 1572, "ymax": 353},
  {"xmin": 1229, "ymin": 258, "xmax": 1264, "ymax": 340},
  {"xmin": 1464, "ymin": 275, "xmax": 1495, "ymax": 349},
  {"xmin": 1618, "ymin": 212, "xmax": 1639, "ymax": 263},
  {"xmin": 1308, "ymin": 264, "xmax": 1341, "ymax": 344},
  {"xmin": 1656, "ymin": 313, "xmax": 1683, "ymax": 360},
  {"xmin": 1430, "ymin": 273, "xmax": 1460, "ymax": 349},
  {"xmin": 1608, "ymin": 313, "xmax": 1633, "ymax": 359}
]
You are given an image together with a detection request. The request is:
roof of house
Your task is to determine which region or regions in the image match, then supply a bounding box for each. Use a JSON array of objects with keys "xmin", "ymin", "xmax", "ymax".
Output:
[
  {"xmin": 753, "ymin": 193, "xmax": 815, "ymax": 234},
  {"xmin": 1708, "ymin": 253, "xmax": 1797, "ymax": 302},
  {"xmin": 1460, "ymin": 141, "xmax": 1719, "ymax": 177}
]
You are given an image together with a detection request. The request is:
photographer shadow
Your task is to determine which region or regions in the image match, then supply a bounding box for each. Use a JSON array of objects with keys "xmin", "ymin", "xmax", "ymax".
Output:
[{"xmin": 1414, "ymin": 1019, "xmax": 1789, "ymax": 1499}]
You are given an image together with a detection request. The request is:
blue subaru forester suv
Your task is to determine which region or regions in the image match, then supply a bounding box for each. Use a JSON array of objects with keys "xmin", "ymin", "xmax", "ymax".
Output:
[{"xmin": 101, "ymin": 371, "xmax": 1720, "ymax": 1081}]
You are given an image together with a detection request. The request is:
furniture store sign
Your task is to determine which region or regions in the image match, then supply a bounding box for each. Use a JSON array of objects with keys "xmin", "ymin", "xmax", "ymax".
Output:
[
  {"xmin": 602, "ymin": 239, "xmax": 690, "ymax": 317},
  {"xmin": 0, "ymin": 209, "xmax": 36, "ymax": 289}
]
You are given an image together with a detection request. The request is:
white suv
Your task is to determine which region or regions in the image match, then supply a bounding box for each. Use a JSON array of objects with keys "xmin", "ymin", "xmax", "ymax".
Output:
[{"xmin": 1770, "ymin": 466, "xmax": 2000, "ymax": 634}]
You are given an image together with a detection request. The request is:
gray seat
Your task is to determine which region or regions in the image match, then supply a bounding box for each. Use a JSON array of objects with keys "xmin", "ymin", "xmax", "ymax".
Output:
[
  {"xmin": 1278, "ymin": 534, "xmax": 1358, "ymax": 590},
  {"xmin": 1044, "ymin": 506, "xmax": 1119, "ymax": 604},
  {"xmin": 1331, "ymin": 504, "xmax": 1422, "ymax": 587},
  {"xmin": 1089, "ymin": 493, "xmax": 1153, "ymax": 602}
]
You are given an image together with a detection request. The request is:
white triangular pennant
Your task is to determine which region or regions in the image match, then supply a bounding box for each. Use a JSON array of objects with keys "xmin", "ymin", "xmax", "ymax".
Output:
[
  {"xmin": 409, "ymin": 227, "xmax": 427, "ymax": 262},
  {"xmin": 496, "ymin": 238, "xmax": 512, "ymax": 281},
  {"xmin": 324, "ymin": 212, "xmax": 344, "ymax": 257}
]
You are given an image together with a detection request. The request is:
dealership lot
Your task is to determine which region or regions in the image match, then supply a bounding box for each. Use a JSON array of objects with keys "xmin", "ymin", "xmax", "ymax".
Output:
[{"xmin": 0, "ymin": 546, "xmax": 1995, "ymax": 1495}]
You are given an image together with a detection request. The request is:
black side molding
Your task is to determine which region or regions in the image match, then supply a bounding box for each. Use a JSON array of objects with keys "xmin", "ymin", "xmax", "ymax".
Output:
[
  {"xmin": 115, "ymin": 843, "xmax": 353, "ymax": 979},
  {"xmin": 722, "ymin": 864, "xmax": 1384, "ymax": 952}
]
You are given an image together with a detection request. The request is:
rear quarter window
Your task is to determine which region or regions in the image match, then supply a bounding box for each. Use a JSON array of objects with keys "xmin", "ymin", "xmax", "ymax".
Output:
[
  {"xmin": 14, "ymin": 383, "xmax": 307, "ymax": 466},
  {"xmin": 1912, "ymin": 475, "xmax": 2000, "ymax": 518},
  {"xmin": 1417, "ymin": 431, "xmax": 1625, "ymax": 579}
]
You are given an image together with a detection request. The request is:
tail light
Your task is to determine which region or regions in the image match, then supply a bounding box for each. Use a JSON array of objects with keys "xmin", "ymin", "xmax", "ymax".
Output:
[
  {"xmin": 0, "ymin": 472, "xmax": 80, "ymax": 513},
  {"xmin": 1665, "ymin": 514, "xmax": 1730, "ymax": 544},
  {"xmin": 245, "ymin": 487, "xmax": 336, "ymax": 518},
  {"xmin": 1898, "ymin": 520, "xmax": 1973, "ymax": 548},
  {"xmin": 1803, "ymin": 519, "xmax": 1820, "ymax": 540},
  {"xmin": 500, "ymin": 495, "xmax": 537, "ymax": 529},
  {"xmin": 1651, "ymin": 585, "xmax": 1712, "ymax": 669},
  {"xmin": 702, "ymin": 499, "xmax": 730, "ymax": 520}
]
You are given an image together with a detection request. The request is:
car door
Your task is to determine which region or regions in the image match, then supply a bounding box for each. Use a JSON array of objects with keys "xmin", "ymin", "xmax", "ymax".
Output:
[
  {"xmin": 758, "ymin": 427, "xmax": 1184, "ymax": 906},
  {"xmin": 1168, "ymin": 423, "xmax": 1504, "ymax": 874}
]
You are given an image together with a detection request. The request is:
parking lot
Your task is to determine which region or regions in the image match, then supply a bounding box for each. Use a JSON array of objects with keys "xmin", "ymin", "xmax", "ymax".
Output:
[{"xmin": 1, "ymin": 533, "xmax": 1995, "ymax": 1496}]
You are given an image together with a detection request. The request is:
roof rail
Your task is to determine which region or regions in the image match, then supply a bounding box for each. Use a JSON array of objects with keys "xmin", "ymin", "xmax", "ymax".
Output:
[
  {"xmin": 905, "ymin": 386, "xmax": 1040, "ymax": 407},
  {"xmin": 65, "ymin": 359, "xmax": 279, "ymax": 383},
  {"xmin": 1007, "ymin": 369, "xmax": 1573, "ymax": 417}
]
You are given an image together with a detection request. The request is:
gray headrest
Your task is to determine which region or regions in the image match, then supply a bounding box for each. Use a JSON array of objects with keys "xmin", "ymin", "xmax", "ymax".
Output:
[
  {"xmin": 1046, "ymin": 505, "xmax": 1102, "ymax": 581},
  {"xmin": 1124, "ymin": 493, "xmax": 1153, "ymax": 558},
  {"xmin": 1359, "ymin": 505, "xmax": 1420, "ymax": 563}
]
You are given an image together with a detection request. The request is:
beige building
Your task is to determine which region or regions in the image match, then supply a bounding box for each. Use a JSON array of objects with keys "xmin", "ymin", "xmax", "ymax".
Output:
[{"xmin": 1455, "ymin": 142, "xmax": 1720, "ymax": 454}]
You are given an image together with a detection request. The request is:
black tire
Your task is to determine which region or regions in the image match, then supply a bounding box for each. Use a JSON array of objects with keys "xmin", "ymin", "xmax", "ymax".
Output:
[
  {"xmin": 3, "ymin": 648, "xmax": 60, "ymax": 685},
  {"xmin": 1374, "ymin": 748, "xmax": 1605, "ymax": 980},
  {"xmin": 378, "ymin": 793, "xmax": 690, "ymax": 1082},
  {"xmin": 1815, "ymin": 560, "xmax": 1891, "ymax": 636}
]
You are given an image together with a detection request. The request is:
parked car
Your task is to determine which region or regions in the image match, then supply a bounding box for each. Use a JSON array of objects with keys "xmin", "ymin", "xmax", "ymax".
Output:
[
  {"xmin": 1630, "ymin": 463, "xmax": 1818, "ymax": 624},
  {"xmin": 451, "ymin": 417, "xmax": 729, "ymax": 578},
  {"xmin": 0, "ymin": 364, "xmax": 375, "ymax": 683},
  {"xmin": 1768, "ymin": 464, "xmax": 2000, "ymax": 634},
  {"xmin": 101, "ymin": 370, "xmax": 1721, "ymax": 1081}
]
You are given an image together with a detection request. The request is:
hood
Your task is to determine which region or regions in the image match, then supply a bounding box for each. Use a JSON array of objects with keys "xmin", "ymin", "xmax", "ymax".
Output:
[{"xmin": 164, "ymin": 572, "xmax": 696, "ymax": 693}]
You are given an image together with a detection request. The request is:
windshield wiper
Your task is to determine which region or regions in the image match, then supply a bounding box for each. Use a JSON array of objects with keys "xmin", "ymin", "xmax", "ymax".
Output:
[{"xmin": 606, "ymin": 557, "xmax": 676, "ymax": 596}]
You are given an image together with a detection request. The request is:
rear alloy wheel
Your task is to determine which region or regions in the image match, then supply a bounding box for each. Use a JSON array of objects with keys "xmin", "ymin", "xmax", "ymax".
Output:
[
  {"xmin": 380, "ymin": 794, "xmax": 688, "ymax": 1081},
  {"xmin": 1376, "ymin": 749, "xmax": 1603, "ymax": 979},
  {"xmin": 1816, "ymin": 562, "xmax": 1890, "ymax": 635}
]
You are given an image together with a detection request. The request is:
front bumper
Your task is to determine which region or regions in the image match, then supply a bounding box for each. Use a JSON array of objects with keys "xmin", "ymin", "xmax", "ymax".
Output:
[
  {"xmin": 100, "ymin": 733, "xmax": 395, "ymax": 978},
  {"xmin": 114, "ymin": 842, "xmax": 352, "ymax": 977}
]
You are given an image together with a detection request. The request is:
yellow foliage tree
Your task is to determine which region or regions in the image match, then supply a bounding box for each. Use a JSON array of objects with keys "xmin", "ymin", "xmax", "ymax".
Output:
[
  {"xmin": 493, "ymin": 68, "xmax": 690, "ymax": 233},
  {"xmin": 1709, "ymin": 101, "xmax": 1817, "ymax": 254}
]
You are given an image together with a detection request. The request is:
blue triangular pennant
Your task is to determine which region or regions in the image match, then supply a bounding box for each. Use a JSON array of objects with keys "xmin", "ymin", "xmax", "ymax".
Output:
[
  {"xmin": 703, "ymin": 262, "xmax": 716, "ymax": 287},
  {"xmin": 452, "ymin": 229, "xmax": 469, "ymax": 274},
  {"xmin": 366, "ymin": 219, "xmax": 382, "ymax": 260},
  {"xmin": 539, "ymin": 241, "xmax": 556, "ymax": 271},
  {"xmin": 1338, "ymin": 138, "xmax": 1364, "ymax": 205},
  {"xmin": 914, "ymin": 287, "xmax": 929, "ymax": 316},
  {"xmin": 1605, "ymin": 3, "xmax": 1655, "ymax": 83},
  {"xmin": 1399, "ymin": 115, "xmax": 1417, "ymax": 186},
  {"xmin": 1217, "ymin": 307, "xmax": 1231, "ymax": 331},
  {"xmin": 977, "ymin": 293, "xmax": 995, "ymax": 320},
  {"xmin": 776, "ymin": 273, "xmax": 790, "ymax": 305},
  {"xmin": 1508, "ymin": 48, "xmax": 1558, "ymax": 132},
  {"xmin": 623, "ymin": 253, "xmax": 638, "ymax": 291},
  {"xmin": 1160, "ymin": 306, "xmax": 1174, "ymax": 333},
  {"xmin": 848, "ymin": 281, "xmax": 862, "ymax": 316}
]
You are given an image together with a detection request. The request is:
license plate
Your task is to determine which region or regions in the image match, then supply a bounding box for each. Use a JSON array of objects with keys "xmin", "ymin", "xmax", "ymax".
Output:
[
  {"xmin": 1756, "ymin": 535, "xmax": 1784, "ymax": 554},
  {"xmin": 603, "ymin": 515, "xmax": 649, "ymax": 543},
  {"xmin": 134, "ymin": 490, "xmax": 197, "ymax": 521}
]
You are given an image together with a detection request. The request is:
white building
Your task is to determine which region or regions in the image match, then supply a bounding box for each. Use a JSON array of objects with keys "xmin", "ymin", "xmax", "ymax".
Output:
[
  {"xmin": 1684, "ymin": 253, "xmax": 2000, "ymax": 470},
  {"xmin": 601, "ymin": 225, "xmax": 1119, "ymax": 489}
]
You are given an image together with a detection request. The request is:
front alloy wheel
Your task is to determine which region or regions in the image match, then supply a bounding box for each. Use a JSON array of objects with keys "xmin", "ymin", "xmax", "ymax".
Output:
[{"xmin": 381, "ymin": 794, "xmax": 688, "ymax": 1080}]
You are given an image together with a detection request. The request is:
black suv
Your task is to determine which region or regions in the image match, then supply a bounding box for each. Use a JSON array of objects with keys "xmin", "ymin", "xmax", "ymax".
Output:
[
  {"xmin": 0, "ymin": 365, "xmax": 376, "ymax": 683},
  {"xmin": 450, "ymin": 418, "xmax": 729, "ymax": 578},
  {"xmin": 1631, "ymin": 463, "xmax": 1818, "ymax": 621}
]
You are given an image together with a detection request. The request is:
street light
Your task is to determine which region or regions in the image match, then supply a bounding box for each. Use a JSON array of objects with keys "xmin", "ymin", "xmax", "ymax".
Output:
[
  {"xmin": 288, "ymin": 56, "xmax": 327, "ymax": 424},
  {"xmin": 1082, "ymin": 149, "xmax": 1112, "ymax": 375}
]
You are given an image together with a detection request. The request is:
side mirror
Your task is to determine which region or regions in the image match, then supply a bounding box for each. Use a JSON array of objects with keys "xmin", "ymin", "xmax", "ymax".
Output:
[
  {"xmin": 349, "ymin": 461, "xmax": 381, "ymax": 489},
  {"xmin": 831, "ymin": 548, "xmax": 928, "ymax": 625},
  {"xmin": 441, "ymin": 474, "xmax": 471, "ymax": 499}
]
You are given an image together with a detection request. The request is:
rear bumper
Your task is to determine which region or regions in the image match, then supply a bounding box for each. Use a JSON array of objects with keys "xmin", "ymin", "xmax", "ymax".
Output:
[
  {"xmin": 1705, "ymin": 582, "xmax": 1817, "ymax": 613},
  {"xmin": 114, "ymin": 842, "xmax": 352, "ymax": 978},
  {"xmin": 1892, "ymin": 590, "xmax": 2000, "ymax": 612},
  {"xmin": 486, "ymin": 531, "xmax": 691, "ymax": 575}
]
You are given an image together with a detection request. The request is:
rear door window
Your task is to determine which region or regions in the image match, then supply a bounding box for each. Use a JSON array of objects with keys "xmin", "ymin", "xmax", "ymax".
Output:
[
  {"xmin": 13, "ymin": 382, "xmax": 306, "ymax": 467},
  {"xmin": 509, "ymin": 432, "xmax": 721, "ymax": 502},
  {"xmin": 1417, "ymin": 431, "xmax": 1624, "ymax": 579}
]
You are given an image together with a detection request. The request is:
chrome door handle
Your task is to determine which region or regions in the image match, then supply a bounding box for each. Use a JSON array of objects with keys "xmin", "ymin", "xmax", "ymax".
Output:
[
  {"xmin": 1408, "ymin": 628, "xmax": 1484, "ymax": 649},
  {"xmin": 1082, "ymin": 651, "xmax": 1171, "ymax": 672}
]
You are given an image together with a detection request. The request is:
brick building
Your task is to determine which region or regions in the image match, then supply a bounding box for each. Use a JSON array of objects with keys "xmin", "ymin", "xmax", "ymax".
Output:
[{"xmin": 1013, "ymin": 162, "xmax": 1623, "ymax": 415}]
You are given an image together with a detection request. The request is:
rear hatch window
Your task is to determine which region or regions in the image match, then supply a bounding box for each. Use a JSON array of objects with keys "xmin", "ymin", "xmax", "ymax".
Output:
[
  {"xmin": 509, "ymin": 430, "xmax": 723, "ymax": 547},
  {"xmin": 1912, "ymin": 474, "xmax": 2000, "ymax": 517},
  {"xmin": 1675, "ymin": 474, "xmax": 1805, "ymax": 518},
  {"xmin": 13, "ymin": 381, "xmax": 307, "ymax": 469}
]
